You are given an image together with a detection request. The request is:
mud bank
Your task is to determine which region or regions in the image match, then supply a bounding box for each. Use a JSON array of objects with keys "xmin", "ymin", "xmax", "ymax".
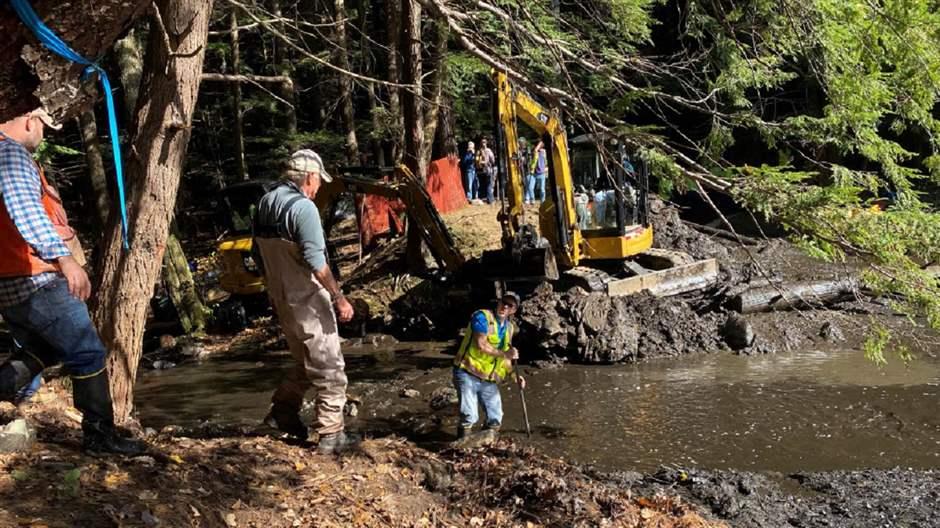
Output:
[
  {"xmin": 604, "ymin": 466, "xmax": 940, "ymax": 528},
  {"xmin": 0, "ymin": 390, "xmax": 721, "ymax": 528},
  {"xmin": 517, "ymin": 285, "xmax": 726, "ymax": 362}
]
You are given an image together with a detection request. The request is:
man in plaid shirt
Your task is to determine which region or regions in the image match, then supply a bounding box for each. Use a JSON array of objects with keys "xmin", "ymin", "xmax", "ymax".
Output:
[{"xmin": 0, "ymin": 109, "xmax": 144, "ymax": 455}]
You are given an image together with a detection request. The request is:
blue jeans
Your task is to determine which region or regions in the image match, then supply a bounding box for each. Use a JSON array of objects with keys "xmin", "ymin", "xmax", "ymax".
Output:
[
  {"xmin": 0, "ymin": 278, "xmax": 107, "ymax": 377},
  {"xmin": 15, "ymin": 373, "xmax": 42, "ymax": 403},
  {"xmin": 485, "ymin": 168, "xmax": 496, "ymax": 203},
  {"xmin": 524, "ymin": 174, "xmax": 535, "ymax": 203},
  {"xmin": 534, "ymin": 173, "xmax": 547, "ymax": 201},
  {"xmin": 465, "ymin": 169, "xmax": 478, "ymax": 200},
  {"xmin": 453, "ymin": 367, "xmax": 503, "ymax": 428}
]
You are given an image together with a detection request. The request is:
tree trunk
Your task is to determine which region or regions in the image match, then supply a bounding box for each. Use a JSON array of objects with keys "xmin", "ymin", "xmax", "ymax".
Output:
[
  {"xmin": 162, "ymin": 232, "xmax": 208, "ymax": 334},
  {"xmin": 732, "ymin": 278, "xmax": 861, "ymax": 314},
  {"xmin": 92, "ymin": 0, "xmax": 213, "ymax": 424},
  {"xmin": 78, "ymin": 102, "xmax": 109, "ymax": 227},
  {"xmin": 334, "ymin": 0, "xmax": 359, "ymax": 165},
  {"xmin": 401, "ymin": 0, "xmax": 425, "ymax": 181},
  {"xmin": 368, "ymin": 82, "xmax": 386, "ymax": 166},
  {"xmin": 0, "ymin": 1, "xmax": 150, "ymax": 121},
  {"xmin": 401, "ymin": 0, "xmax": 430, "ymax": 271},
  {"xmin": 230, "ymin": 10, "xmax": 247, "ymax": 180},
  {"xmin": 387, "ymin": 0, "xmax": 404, "ymax": 163},
  {"xmin": 420, "ymin": 19, "xmax": 449, "ymax": 165},
  {"xmin": 268, "ymin": 0, "xmax": 297, "ymax": 136},
  {"xmin": 433, "ymin": 95, "xmax": 458, "ymax": 159}
]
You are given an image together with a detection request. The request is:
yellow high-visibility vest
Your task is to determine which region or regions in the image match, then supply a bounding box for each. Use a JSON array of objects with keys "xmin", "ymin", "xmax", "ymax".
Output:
[{"xmin": 454, "ymin": 309, "xmax": 514, "ymax": 382}]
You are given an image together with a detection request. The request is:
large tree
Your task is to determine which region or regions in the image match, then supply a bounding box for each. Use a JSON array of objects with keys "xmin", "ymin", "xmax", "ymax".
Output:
[
  {"xmin": 92, "ymin": 0, "xmax": 214, "ymax": 422},
  {"xmin": 0, "ymin": 1, "xmax": 150, "ymax": 121}
]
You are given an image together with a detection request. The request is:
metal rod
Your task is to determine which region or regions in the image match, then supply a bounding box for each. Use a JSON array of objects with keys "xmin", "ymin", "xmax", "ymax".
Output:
[{"xmin": 518, "ymin": 377, "xmax": 532, "ymax": 438}]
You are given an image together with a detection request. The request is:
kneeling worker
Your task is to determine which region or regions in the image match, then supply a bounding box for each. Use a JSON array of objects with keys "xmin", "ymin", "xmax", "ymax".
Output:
[
  {"xmin": 453, "ymin": 292, "xmax": 525, "ymax": 439},
  {"xmin": 254, "ymin": 149, "xmax": 356, "ymax": 454}
]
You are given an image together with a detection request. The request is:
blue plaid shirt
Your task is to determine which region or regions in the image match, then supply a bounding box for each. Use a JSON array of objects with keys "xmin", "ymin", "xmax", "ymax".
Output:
[{"xmin": 0, "ymin": 133, "xmax": 70, "ymax": 309}]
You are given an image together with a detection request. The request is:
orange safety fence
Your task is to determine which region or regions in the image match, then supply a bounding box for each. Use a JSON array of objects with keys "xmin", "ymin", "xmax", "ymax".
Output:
[{"xmin": 358, "ymin": 156, "xmax": 467, "ymax": 247}]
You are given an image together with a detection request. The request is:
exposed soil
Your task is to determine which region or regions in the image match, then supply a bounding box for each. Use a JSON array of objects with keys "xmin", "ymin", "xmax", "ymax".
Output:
[
  {"xmin": 516, "ymin": 284, "xmax": 726, "ymax": 363},
  {"xmin": 603, "ymin": 466, "xmax": 940, "ymax": 528},
  {"xmin": 0, "ymin": 385, "xmax": 723, "ymax": 528}
]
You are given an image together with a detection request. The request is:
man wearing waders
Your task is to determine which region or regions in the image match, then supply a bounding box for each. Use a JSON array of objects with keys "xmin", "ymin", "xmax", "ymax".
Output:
[{"xmin": 254, "ymin": 149, "xmax": 356, "ymax": 454}]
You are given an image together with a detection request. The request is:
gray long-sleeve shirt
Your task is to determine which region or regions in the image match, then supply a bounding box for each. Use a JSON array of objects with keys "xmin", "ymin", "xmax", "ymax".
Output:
[{"xmin": 254, "ymin": 182, "xmax": 327, "ymax": 271}]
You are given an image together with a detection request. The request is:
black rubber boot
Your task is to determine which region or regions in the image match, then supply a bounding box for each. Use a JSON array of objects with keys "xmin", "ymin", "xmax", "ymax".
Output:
[
  {"xmin": 316, "ymin": 431, "xmax": 360, "ymax": 454},
  {"xmin": 263, "ymin": 403, "xmax": 309, "ymax": 441},
  {"xmin": 72, "ymin": 371, "xmax": 147, "ymax": 456},
  {"xmin": 456, "ymin": 425, "xmax": 472, "ymax": 440},
  {"xmin": 0, "ymin": 356, "xmax": 43, "ymax": 402}
]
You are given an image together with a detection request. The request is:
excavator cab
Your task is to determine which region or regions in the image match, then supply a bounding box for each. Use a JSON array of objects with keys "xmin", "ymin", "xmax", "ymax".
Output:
[{"xmin": 568, "ymin": 137, "xmax": 652, "ymax": 260}]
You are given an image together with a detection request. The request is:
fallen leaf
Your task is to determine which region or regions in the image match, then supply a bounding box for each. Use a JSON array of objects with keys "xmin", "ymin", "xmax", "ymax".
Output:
[
  {"xmin": 138, "ymin": 490, "xmax": 158, "ymax": 501},
  {"xmin": 223, "ymin": 512, "xmax": 237, "ymax": 527},
  {"xmin": 168, "ymin": 454, "xmax": 184, "ymax": 464},
  {"xmin": 294, "ymin": 461, "xmax": 306, "ymax": 471},
  {"xmin": 104, "ymin": 472, "xmax": 130, "ymax": 488}
]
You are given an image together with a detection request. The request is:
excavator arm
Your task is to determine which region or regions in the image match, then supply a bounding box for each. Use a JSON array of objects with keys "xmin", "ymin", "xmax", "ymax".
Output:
[{"xmin": 494, "ymin": 71, "xmax": 581, "ymax": 268}]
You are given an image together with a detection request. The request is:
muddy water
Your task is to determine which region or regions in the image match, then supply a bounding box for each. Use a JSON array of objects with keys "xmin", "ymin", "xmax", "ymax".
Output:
[{"xmin": 135, "ymin": 344, "xmax": 940, "ymax": 474}]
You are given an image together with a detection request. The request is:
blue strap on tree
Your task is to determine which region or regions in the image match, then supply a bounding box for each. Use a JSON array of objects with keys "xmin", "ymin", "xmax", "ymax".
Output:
[{"xmin": 10, "ymin": 0, "xmax": 131, "ymax": 249}]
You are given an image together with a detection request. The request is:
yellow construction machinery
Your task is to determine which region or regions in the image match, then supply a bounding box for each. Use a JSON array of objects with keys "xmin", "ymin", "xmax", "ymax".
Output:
[
  {"xmin": 215, "ymin": 165, "xmax": 464, "ymax": 300},
  {"xmin": 484, "ymin": 71, "xmax": 717, "ymax": 296}
]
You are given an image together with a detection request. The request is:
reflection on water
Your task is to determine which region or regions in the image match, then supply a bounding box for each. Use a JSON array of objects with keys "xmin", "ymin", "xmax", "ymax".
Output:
[
  {"xmin": 135, "ymin": 345, "xmax": 940, "ymax": 473},
  {"xmin": 499, "ymin": 350, "xmax": 940, "ymax": 472}
]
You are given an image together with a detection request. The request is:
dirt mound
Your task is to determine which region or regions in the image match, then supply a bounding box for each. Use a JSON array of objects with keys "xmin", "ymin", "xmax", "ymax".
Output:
[
  {"xmin": 517, "ymin": 284, "xmax": 726, "ymax": 363},
  {"xmin": 649, "ymin": 199, "xmax": 730, "ymax": 262}
]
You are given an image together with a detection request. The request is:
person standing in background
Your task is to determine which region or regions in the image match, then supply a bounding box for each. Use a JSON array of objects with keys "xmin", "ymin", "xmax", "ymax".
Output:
[{"xmin": 461, "ymin": 141, "xmax": 478, "ymax": 201}]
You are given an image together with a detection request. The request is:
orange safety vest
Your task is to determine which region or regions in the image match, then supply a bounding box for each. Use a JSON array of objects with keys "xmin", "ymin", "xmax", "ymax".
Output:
[{"xmin": 0, "ymin": 138, "xmax": 82, "ymax": 278}]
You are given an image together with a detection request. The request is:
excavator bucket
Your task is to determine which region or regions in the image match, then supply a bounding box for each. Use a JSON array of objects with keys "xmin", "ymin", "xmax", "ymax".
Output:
[{"xmin": 479, "ymin": 246, "xmax": 559, "ymax": 282}]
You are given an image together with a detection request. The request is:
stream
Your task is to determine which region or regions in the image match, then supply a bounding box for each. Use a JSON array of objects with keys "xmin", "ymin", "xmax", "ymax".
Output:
[{"xmin": 135, "ymin": 341, "xmax": 940, "ymax": 474}]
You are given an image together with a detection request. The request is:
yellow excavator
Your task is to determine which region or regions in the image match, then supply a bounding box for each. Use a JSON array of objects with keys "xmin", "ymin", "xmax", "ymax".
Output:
[
  {"xmin": 215, "ymin": 165, "xmax": 464, "ymax": 300},
  {"xmin": 484, "ymin": 71, "xmax": 717, "ymax": 296}
]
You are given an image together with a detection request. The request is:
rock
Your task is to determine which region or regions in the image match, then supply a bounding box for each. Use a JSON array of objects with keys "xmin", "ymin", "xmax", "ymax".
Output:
[
  {"xmin": 399, "ymin": 388, "xmax": 421, "ymax": 399},
  {"xmin": 344, "ymin": 401, "xmax": 359, "ymax": 417},
  {"xmin": 722, "ymin": 314, "xmax": 755, "ymax": 350},
  {"xmin": 151, "ymin": 360, "xmax": 176, "ymax": 370},
  {"xmin": 141, "ymin": 510, "xmax": 160, "ymax": 527},
  {"xmin": 0, "ymin": 419, "xmax": 35, "ymax": 453},
  {"xmin": 819, "ymin": 321, "xmax": 845, "ymax": 342},
  {"xmin": 131, "ymin": 455, "xmax": 157, "ymax": 466},
  {"xmin": 429, "ymin": 387, "xmax": 459, "ymax": 410},
  {"xmin": 158, "ymin": 334, "xmax": 177, "ymax": 350}
]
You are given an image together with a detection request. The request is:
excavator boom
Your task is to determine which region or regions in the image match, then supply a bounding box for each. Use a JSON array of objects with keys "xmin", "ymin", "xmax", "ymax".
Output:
[{"xmin": 488, "ymin": 70, "xmax": 718, "ymax": 297}]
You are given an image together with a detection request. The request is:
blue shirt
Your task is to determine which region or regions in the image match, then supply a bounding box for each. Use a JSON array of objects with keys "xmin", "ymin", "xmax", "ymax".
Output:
[
  {"xmin": 470, "ymin": 310, "xmax": 509, "ymax": 349},
  {"xmin": 461, "ymin": 151, "xmax": 476, "ymax": 173},
  {"xmin": 0, "ymin": 133, "xmax": 70, "ymax": 309},
  {"xmin": 255, "ymin": 182, "xmax": 327, "ymax": 271}
]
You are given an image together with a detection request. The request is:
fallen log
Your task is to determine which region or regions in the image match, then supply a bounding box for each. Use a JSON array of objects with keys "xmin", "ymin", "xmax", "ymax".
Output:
[{"xmin": 731, "ymin": 278, "xmax": 860, "ymax": 314}]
